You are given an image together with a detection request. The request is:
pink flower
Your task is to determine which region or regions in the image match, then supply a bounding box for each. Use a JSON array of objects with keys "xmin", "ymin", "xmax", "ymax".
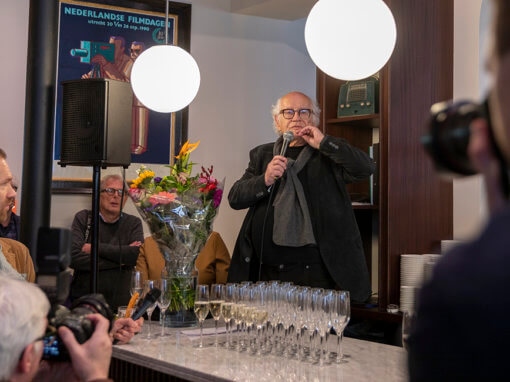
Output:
[
  {"xmin": 149, "ymin": 191, "xmax": 177, "ymax": 205},
  {"xmin": 128, "ymin": 188, "xmax": 145, "ymax": 202},
  {"xmin": 213, "ymin": 188, "xmax": 223, "ymax": 208},
  {"xmin": 177, "ymin": 172, "xmax": 188, "ymax": 184}
]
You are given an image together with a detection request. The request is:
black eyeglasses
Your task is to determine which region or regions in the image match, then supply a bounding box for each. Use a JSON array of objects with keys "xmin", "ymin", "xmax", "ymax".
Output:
[
  {"xmin": 279, "ymin": 108, "xmax": 312, "ymax": 120},
  {"xmin": 101, "ymin": 188, "xmax": 124, "ymax": 197}
]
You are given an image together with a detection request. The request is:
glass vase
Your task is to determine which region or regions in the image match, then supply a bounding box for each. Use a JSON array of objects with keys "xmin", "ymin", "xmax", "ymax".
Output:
[{"xmin": 160, "ymin": 274, "xmax": 198, "ymax": 328}]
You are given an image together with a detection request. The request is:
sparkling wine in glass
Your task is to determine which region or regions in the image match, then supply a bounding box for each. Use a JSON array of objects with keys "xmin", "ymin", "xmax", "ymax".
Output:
[
  {"xmin": 131, "ymin": 270, "xmax": 143, "ymax": 299},
  {"xmin": 223, "ymin": 284, "xmax": 236, "ymax": 349},
  {"xmin": 144, "ymin": 280, "xmax": 157, "ymax": 339},
  {"xmin": 210, "ymin": 284, "xmax": 225, "ymax": 347},
  {"xmin": 194, "ymin": 284, "xmax": 210, "ymax": 348}
]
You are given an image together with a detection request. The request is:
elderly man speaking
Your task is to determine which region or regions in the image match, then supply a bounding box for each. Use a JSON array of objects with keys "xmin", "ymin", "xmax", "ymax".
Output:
[{"xmin": 228, "ymin": 91, "xmax": 374, "ymax": 303}]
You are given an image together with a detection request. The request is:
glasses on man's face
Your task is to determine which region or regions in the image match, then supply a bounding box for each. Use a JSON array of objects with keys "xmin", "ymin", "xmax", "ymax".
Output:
[
  {"xmin": 101, "ymin": 188, "xmax": 124, "ymax": 197},
  {"xmin": 280, "ymin": 108, "xmax": 312, "ymax": 120}
]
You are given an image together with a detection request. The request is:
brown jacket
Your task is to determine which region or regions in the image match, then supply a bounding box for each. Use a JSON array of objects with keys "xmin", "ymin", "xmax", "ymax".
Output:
[
  {"xmin": 136, "ymin": 232, "xmax": 230, "ymax": 285},
  {"xmin": 0, "ymin": 238, "xmax": 36, "ymax": 282}
]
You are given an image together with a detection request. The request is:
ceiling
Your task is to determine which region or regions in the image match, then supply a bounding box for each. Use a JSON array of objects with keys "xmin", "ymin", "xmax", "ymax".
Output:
[{"xmin": 230, "ymin": 0, "xmax": 318, "ymax": 20}]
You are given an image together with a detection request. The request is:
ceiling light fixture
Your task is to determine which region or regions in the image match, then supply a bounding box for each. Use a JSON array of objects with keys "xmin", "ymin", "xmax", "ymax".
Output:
[
  {"xmin": 305, "ymin": 0, "xmax": 397, "ymax": 81},
  {"xmin": 130, "ymin": 0, "xmax": 200, "ymax": 113}
]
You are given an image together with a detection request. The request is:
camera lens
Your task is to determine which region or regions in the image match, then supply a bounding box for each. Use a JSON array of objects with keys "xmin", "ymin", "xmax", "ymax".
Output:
[
  {"xmin": 57, "ymin": 294, "xmax": 113, "ymax": 344},
  {"xmin": 422, "ymin": 100, "xmax": 486, "ymax": 176}
]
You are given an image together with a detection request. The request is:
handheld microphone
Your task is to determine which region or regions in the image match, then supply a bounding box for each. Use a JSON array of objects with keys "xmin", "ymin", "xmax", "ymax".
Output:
[
  {"xmin": 279, "ymin": 131, "xmax": 295, "ymax": 157},
  {"xmin": 130, "ymin": 288, "xmax": 161, "ymax": 321}
]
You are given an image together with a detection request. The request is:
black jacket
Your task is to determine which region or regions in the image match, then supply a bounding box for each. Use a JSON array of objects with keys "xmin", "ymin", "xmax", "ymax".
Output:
[
  {"xmin": 228, "ymin": 135, "xmax": 374, "ymax": 302},
  {"xmin": 408, "ymin": 207, "xmax": 510, "ymax": 381}
]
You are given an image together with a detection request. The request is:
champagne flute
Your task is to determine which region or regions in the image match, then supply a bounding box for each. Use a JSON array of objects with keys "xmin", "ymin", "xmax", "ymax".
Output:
[
  {"xmin": 144, "ymin": 280, "xmax": 157, "ymax": 339},
  {"xmin": 131, "ymin": 270, "xmax": 143, "ymax": 300},
  {"xmin": 402, "ymin": 310, "xmax": 416, "ymax": 350},
  {"xmin": 194, "ymin": 284, "xmax": 210, "ymax": 348},
  {"xmin": 156, "ymin": 279, "xmax": 171, "ymax": 337},
  {"xmin": 223, "ymin": 284, "xmax": 236, "ymax": 349},
  {"xmin": 210, "ymin": 284, "xmax": 225, "ymax": 347},
  {"xmin": 332, "ymin": 290, "xmax": 350, "ymax": 363}
]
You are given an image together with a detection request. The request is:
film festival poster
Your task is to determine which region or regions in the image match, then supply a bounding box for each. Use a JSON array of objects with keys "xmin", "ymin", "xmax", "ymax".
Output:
[{"xmin": 55, "ymin": 0, "xmax": 190, "ymax": 165}]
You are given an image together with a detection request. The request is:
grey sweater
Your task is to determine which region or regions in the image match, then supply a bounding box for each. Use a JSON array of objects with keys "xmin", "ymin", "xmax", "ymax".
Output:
[{"xmin": 70, "ymin": 209, "xmax": 144, "ymax": 311}]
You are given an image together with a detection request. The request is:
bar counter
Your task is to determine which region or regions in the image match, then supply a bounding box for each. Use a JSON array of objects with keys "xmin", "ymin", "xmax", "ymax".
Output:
[{"xmin": 111, "ymin": 321, "xmax": 407, "ymax": 381}]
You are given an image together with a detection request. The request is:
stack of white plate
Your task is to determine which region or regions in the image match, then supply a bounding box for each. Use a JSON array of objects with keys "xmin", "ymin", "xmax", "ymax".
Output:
[
  {"xmin": 422, "ymin": 254, "xmax": 442, "ymax": 282},
  {"xmin": 400, "ymin": 286, "xmax": 418, "ymax": 312},
  {"xmin": 400, "ymin": 254, "xmax": 426, "ymax": 312},
  {"xmin": 400, "ymin": 254, "xmax": 425, "ymax": 287},
  {"xmin": 441, "ymin": 239, "xmax": 462, "ymax": 255}
]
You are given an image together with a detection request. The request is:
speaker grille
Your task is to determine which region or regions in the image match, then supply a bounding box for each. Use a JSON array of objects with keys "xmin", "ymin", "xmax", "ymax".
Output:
[{"xmin": 61, "ymin": 80, "xmax": 106, "ymax": 163}]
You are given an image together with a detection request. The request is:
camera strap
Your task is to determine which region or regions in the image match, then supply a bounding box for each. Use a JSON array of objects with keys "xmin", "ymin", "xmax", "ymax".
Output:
[{"xmin": 84, "ymin": 211, "xmax": 92, "ymax": 243}]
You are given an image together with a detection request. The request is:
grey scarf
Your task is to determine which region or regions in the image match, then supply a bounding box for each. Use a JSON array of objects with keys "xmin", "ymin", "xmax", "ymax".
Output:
[{"xmin": 272, "ymin": 137, "xmax": 316, "ymax": 247}]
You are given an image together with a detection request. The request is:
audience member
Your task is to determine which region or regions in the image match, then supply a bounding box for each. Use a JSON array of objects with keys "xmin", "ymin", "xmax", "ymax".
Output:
[
  {"xmin": 408, "ymin": 1, "xmax": 510, "ymax": 380},
  {"xmin": 71, "ymin": 174, "xmax": 143, "ymax": 311},
  {"xmin": 0, "ymin": 149, "xmax": 35, "ymax": 281},
  {"xmin": 0, "ymin": 275, "xmax": 112, "ymax": 382},
  {"xmin": 0, "ymin": 177, "xmax": 20, "ymax": 240},
  {"xmin": 136, "ymin": 231, "xmax": 230, "ymax": 285}
]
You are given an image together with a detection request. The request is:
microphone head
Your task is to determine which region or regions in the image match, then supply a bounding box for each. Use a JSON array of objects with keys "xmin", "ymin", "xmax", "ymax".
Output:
[
  {"xmin": 146, "ymin": 288, "xmax": 161, "ymax": 303},
  {"xmin": 283, "ymin": 131, "xmax": 294, "ymax": 142}
]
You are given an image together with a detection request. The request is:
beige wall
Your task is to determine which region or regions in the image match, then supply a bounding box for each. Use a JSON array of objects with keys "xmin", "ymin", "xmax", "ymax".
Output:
[{"xmin": 452, "ymin": 0, "xmax": 488, "ymax": 240}]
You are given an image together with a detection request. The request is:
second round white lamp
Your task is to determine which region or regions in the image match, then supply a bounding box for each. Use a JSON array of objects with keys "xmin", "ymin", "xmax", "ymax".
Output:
[{"xmin": 305, "ymin": 0, "xmax": 397, "ymax": 81}]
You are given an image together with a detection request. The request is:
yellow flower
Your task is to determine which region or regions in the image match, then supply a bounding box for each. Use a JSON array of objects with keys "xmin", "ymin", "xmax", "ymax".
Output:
[{"xmin": 175, "ymin": 140, "xmax": 200, "ymax": 159}]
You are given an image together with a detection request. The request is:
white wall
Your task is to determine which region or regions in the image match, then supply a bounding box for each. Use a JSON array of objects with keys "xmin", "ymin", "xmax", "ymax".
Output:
[
  {"xmin": 0, "ymin": 0, "xmax": 29, "ymax": 190},
  {"xmin": 2, "ymin": 0, "xmax": 316, "ymax": 253},
  {"xmin": 452, "ymin": 0, "xmax": 487, "ymax": 240}
]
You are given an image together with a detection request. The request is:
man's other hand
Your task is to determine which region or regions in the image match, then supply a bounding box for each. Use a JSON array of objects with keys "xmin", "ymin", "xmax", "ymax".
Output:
[
  {"xmin": 295, "ymin": 125, "xmax": 325, "ymax": 149},
  {"xmin": 58, "ymin": 314, "xmax": 112, "ymax": 382},
  {"xmin": 111, "ymin": 317, "xmax": 143, "ymax": 344}
]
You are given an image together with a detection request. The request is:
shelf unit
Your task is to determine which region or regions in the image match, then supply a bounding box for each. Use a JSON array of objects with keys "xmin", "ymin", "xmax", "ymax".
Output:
[{"xmin": 316, "ymin": 0, "xmax": 454, "ymax": 317}]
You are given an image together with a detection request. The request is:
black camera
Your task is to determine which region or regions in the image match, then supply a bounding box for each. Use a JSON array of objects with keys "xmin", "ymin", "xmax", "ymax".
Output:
[
  {"xmin": 36, "ymin": 227, "xmax": 113, "ymax": 361},
  {"xmin": 422, "ymin": 98, "xmax": 510, "ymax": 197},
  {"xmin": 43, "ymin": 294, "xmax": 113, "ymax": 361}
]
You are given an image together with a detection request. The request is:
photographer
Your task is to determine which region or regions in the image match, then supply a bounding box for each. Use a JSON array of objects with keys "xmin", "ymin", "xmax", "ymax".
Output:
[
  {"xmin": 0, "ymin": 275, "xmax": 112, "ymax": 382},
  {"xmin": 408, "ymin": 1, "xmax": 510, "ymax": 380}
]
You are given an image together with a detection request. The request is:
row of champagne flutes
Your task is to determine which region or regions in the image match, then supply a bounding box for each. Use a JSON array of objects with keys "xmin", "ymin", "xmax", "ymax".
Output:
[
  {"xmin": 130, "ymin": 271, "xmax": 173, "ymax": 339},
  {"xmin": 193, "ymin": 281, "xmax": 351, "ymax": 365}
]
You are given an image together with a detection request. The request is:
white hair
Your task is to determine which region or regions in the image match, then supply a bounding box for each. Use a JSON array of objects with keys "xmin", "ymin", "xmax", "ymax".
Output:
[
  {"xmin": 271, "ymin": 93, "xmax": 321, "ymax": 135},
  {"xmin": 101, "ymin": 174, "xmax": 127, "ymax": 191},
  {"xmin": 0, "ymin": 275, "xmax": 49, "ymax": 379}
]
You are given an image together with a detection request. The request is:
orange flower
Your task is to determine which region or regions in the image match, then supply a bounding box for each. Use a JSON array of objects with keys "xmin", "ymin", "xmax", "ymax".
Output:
[{"xmin": 175, "ymin": 140, "xmax": 200, "ymax": 159}]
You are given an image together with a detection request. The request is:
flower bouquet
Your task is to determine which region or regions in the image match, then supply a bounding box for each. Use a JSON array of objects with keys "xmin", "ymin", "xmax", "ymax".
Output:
[{"xmin": 129, "ymin": 140, "xmax": 223, "ymax": 326}]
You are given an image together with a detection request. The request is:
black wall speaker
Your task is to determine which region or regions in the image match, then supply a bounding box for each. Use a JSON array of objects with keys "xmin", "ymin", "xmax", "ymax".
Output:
[{"xmin": 60, "ymin": 78, "xmax": 133, "ymax": 168}]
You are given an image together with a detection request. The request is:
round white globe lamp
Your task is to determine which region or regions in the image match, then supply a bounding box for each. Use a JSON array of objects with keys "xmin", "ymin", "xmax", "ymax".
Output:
[
  {"xmin": 305, "ymin": 0, "xmax": 397, "ymax": 81},
  {"xmin": 130, "ymin": 45, "xmax": 201, "ymax": 113}
]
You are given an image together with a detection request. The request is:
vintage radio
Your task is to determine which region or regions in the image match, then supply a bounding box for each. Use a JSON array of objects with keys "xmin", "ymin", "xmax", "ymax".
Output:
[{"xmin": 337, "ymin": 76, "xmax": 379, "ymax": 117}]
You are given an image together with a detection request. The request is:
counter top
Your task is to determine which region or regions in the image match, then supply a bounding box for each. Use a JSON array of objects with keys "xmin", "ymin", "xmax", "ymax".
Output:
[{"xmin": 112, "ymin": 321, "xmax": 407, "ymax": 382}]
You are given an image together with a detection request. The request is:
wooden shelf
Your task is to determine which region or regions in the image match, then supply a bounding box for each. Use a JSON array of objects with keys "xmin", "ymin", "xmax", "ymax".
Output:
[
  {"xmin": 317, "ymin": 0, "xmax": 454, "ymax": 324},
  {"xmin": 326, "ymin": 114, "xmax": 380, "ymax": 128},
  {"xmin": 351, "ymin": 306, "xmax": 403, "ymax": 323},
  {"xmin": 352, "ymin": 204, "xmax": 378, "ymax": 210}
]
